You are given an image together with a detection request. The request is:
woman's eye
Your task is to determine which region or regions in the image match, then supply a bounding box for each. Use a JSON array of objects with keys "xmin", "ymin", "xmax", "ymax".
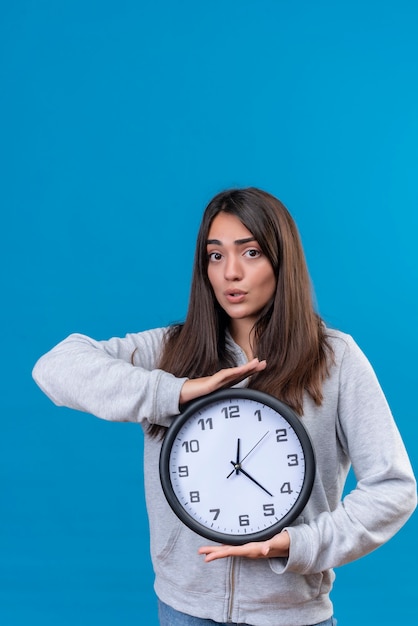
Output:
[
  {"xmin": 208, "ymin": 251, "xmax": 222, "ymax": 261},
  {"xmin": 245, "ymin": 249, "xmax": 261, "ymax": 258}
]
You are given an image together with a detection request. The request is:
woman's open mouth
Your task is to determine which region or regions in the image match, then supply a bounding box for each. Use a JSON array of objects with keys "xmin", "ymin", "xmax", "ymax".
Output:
[{"xmin": 224, "ymin": 290, "xmax": 247, "ymax": 303}]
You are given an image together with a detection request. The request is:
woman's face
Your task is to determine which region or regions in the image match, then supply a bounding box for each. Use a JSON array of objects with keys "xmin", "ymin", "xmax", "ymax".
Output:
[{"xmin": 206, "ymin": 212, "xmax": 277, "ymax": 331}]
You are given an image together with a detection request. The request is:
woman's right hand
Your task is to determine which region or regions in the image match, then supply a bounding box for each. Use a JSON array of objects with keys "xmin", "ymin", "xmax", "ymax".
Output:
[{"xmin": 179, "ymin": 358, "xmax": 267, "ymax": 405}]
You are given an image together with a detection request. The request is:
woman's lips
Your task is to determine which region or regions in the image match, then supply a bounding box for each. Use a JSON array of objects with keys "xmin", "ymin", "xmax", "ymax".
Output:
[{"xmin": 224, "ymin": 290, "xmax": 247, "ymax": 303}]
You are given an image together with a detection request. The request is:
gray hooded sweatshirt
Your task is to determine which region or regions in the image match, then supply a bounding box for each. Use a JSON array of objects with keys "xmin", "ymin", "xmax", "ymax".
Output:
[{"xmin": 32, "ymin": 327, "xmax": 416, "ymax": 626}]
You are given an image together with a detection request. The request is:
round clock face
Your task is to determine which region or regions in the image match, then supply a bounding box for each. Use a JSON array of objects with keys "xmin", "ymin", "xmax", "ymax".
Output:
[{"xmin": 159, "ymin": 388, "xmax": 315, "ymax": 545}]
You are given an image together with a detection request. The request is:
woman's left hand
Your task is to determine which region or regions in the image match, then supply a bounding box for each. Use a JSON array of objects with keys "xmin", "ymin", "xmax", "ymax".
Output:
[{"xmin": 198, "ymin": 530, "xmax": 290, "ymax": 562}]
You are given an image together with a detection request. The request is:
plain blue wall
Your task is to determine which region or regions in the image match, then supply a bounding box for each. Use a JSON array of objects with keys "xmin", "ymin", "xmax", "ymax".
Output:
[{"xmin": 1, "ymin": 1, "xmax": 417, "ymax": 624}]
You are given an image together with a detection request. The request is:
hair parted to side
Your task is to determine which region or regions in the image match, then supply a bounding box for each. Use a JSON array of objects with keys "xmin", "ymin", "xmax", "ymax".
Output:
[{"xmin": 148, "ymin": 187, "xmax": 333, "ymax": 438}]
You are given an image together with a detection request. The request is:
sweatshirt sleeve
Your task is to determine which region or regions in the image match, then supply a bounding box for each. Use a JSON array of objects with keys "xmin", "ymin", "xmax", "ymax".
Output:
[
  {"xmin": 272, "ymin": 335, "xmax": 417, "ymax": 575},
  {"xmin": 32, "ymin": 328, "xmax": 188, "ymax": 427}
]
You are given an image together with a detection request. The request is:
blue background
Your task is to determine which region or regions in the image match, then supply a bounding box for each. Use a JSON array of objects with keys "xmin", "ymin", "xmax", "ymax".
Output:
[{"xmin": 1, "ymin": 1, "xmax": 417, "ymax": 624}]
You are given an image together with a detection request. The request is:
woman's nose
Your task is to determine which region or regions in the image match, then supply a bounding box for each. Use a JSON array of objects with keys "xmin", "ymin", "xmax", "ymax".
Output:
[{"xmin": 224, "ymin": 255, "xmax": 243, "ymax": 280}]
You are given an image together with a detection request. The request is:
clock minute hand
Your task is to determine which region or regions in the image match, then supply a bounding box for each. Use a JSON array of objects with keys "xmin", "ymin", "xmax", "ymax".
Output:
[{"xmin": 229, "ymin": 461, "xmax": 274, "ymax": 497}]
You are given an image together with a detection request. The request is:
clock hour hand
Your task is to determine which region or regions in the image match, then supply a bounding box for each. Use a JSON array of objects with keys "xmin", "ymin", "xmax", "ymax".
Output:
[
  {"xmin": 226, "ymin": 432, "xmax": 269, "ymax": 479},
  {"xmin": 226, "ymin": 438, "xmax": 241, "ymax": 479},
  {"xmin": 229, "ymin": 461, "xmax": 274, "ymax": 497},
  {"xmin": 235, "ymin": 437, "xmax": 240, "ymax": 474}
]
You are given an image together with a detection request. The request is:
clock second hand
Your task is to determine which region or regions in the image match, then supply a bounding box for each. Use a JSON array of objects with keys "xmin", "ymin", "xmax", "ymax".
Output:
[
  {"xmin": 226, "ymin": 431, "xmax": 270, "ymax": 479},
  {"xmin": 241, "ymin": 430, "xmax": 270, "ymax": 464}
]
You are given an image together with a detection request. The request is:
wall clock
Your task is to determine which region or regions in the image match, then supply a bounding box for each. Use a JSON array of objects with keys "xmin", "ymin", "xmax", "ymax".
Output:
[{"xmin": 159, "ymin": 388, "xmax": 315, "ymax": 545}]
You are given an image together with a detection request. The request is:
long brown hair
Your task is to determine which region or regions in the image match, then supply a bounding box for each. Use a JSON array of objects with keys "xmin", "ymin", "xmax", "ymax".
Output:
[{"xmin": 149, "ymin": 187, "xmax": 332, "ymax": 438}]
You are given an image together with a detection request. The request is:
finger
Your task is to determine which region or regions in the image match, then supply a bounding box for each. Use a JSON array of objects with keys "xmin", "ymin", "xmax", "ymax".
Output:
[
  {"xmin": 198, "ymin": 546, "xmax": 236, "ymax": 562},
  {"xmin": 224, "ymin": 358, "xmax": 266, "ymax": 375},
  {"xmin": 216, "ymin": 359, "xmax": 267, "ymax": 385},
  {"xmin": 180, "ymin": 359, "xmax": 267, "ymax": 403},
  {"xmin": 198, "ymin": 542, "xmax": 267, "ymax": 562},
  {"xmin": 238, "ymin": 358, "xmax": 267, "ymax": 373}
]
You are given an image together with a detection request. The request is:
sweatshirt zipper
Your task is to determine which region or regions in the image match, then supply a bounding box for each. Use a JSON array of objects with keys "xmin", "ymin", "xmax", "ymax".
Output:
[{"xmin": 227, "ymin": 556, "xmax": 236, "ymax": 622}]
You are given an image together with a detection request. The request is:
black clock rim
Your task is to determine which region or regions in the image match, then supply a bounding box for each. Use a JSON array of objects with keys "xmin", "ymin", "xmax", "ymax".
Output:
[{"xmin": 159, "ymin": 388, "xmax": 316, "ymax": 546}]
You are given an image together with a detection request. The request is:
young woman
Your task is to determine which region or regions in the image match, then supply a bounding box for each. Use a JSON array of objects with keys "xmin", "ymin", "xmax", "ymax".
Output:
[{"xmin": 32, "ymin": 187, "xmax": 416, "ymax": 626}]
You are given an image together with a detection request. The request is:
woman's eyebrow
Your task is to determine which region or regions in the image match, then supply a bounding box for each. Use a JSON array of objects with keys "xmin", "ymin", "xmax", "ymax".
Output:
[{"xmin": 206, "ymin": 237, "xmax": 257, "ymax": 246}]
